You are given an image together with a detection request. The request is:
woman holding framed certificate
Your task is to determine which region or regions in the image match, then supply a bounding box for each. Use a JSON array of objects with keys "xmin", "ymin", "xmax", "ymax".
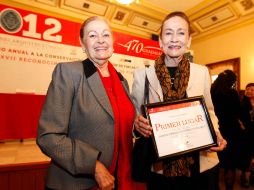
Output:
[{"xmin": 131, "ymin": 11, "xmax": 227, "ymax": 190}]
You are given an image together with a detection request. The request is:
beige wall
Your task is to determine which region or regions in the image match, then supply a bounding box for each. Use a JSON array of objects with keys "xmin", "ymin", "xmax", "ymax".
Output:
[{"xmin": 191, "ymin": 23, "xmax": 254, "ymax": 90}]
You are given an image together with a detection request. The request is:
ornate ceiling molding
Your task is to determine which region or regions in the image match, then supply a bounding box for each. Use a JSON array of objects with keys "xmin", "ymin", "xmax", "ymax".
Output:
[{"xmin": 3, "ymin": 0, "xmax": 254, "ymax": 41}]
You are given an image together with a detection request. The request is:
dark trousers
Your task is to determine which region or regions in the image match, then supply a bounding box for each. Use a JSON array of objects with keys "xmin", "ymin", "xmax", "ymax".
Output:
[
  {"xmin": 198, "ymin": 165, "xmax": 220, "ymax": 190},
  {"xmin": 45, "ymin": 187, "xmax": 54, "ymax": 190},
  {"xmin": 147, "ymin": 172, "xmax": 199, "ymax": 190},
  {"xmin": 146, "ymin": 165, "xmax": 220, "ymax": 190}
]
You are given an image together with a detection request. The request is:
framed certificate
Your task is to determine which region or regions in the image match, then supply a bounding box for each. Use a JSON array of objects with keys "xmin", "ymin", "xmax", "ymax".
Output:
[{"xmin": 143, "ymin": 95, "xmax": 218, "ymax": 160}]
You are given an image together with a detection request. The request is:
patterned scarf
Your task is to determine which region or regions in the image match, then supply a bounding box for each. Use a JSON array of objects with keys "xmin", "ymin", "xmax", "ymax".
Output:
[
  {"xmin": 155, "ymin": 53, "xmax": 197, "ymax": 177},
  {"xmin": 155, "ymin": 53, "xmax": 189, "ymax": 101}
]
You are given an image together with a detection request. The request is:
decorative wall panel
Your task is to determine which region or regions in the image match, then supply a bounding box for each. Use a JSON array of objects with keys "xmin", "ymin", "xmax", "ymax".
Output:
[
  {"xmin": 129, "ymin": 14, "xmax": 161, "ymax": 32},
  {"xmin": 193, "ymin": 5, "xmax": 237, "ymax": 31}
]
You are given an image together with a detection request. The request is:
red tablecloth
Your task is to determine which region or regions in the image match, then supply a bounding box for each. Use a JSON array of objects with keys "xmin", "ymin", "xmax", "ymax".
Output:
[{"xmin": 0, "ymin": 93, "xmax": 45, "ymax": 140}]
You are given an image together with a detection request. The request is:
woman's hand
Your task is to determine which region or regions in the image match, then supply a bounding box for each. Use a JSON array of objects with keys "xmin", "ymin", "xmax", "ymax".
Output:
[
  {"xmin": 95, "ymin": 161, "xmax": 115, "ymax": 190},
  {"xmin": 134, "ymin": 114, "xmax": 153, "ymax": 137},
  {"xmin": 209, "ymin": 131, "xmax": 227, "ymax": 152}
]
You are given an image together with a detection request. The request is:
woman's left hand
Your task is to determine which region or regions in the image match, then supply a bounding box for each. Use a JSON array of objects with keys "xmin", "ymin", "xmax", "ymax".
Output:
[
  {"xmin": 95, "ymin": 161, "xmax": 115, "ymax": 190},
  {"xmin": 209, "ymin": 131, "xmax": 227, "ymax": 152},
  {"xmin": 134, "ymin": 115, "xmax": 152, "ymax": 137}
]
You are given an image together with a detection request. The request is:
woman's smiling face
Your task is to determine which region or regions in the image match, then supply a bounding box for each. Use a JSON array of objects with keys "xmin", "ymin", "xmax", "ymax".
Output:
[
  {"xmin": 80, "ymin": 18, "xmax": 114, "ymax": 65},
  {"xmin": 159, "ymin": 16, "xmax": 191, "ymax": 58}
]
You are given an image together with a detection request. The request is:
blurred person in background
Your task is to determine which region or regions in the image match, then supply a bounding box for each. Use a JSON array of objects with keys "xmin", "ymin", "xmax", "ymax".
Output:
[
  {"xmin": 211, "ymin": 70, "xmax": 250, "ymax": 190},
  {"xmin": 241, "ymin": 83, "xmax": 254, "ymax": 186}
]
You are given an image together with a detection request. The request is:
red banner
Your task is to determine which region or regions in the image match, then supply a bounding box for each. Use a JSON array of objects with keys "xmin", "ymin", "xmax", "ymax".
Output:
[
  {"xmin": 113, "ymin": 31, "xmax": 161, "ymax": 60},
  {"xmin": 0, "ymin": 4, "xmax": 161, "ymax": 60},
  {"xmin": 0, "ymin": 3, "xmax": 163, "ymax": 140},
  {"xmin": 0, "ymin": 4, "xmax": 80, "ymax": 46}
]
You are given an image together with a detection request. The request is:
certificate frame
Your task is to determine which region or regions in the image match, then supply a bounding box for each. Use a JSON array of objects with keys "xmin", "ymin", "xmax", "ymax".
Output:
[{"xmin": 143, "ymin": 95, "xmax": 218, "ymax": 160}]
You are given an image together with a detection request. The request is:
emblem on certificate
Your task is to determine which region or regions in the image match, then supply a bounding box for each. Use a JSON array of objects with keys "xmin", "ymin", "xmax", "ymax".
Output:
[{"xmin": 143, "ymin": 96, "xmax": 218, "ymax": 160}]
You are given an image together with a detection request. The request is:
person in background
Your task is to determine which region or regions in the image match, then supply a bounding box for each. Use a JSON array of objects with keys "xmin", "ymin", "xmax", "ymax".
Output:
[
  {"xmin": 131, "ymin": 11, "xmax": 226, "ymax": 190},
  {"xmin": 211, "ymin": 70, "xmax": 249, "ymax": 190},
  {"xmin": 37, "ymin": 16, "xmax": 144, "ymax": 190},
  {"xmin": 241, "ymin": 83, "xmax": 254, "ymax": 185}
]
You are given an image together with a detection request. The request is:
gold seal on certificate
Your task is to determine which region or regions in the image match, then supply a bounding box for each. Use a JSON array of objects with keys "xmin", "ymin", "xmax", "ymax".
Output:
[{"xmin": 143, "ymin": 96, "xmax": 218, "ymax": 160}]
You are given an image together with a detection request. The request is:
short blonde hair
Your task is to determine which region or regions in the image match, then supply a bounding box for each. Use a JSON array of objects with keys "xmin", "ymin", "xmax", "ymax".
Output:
[{"xmin": 79, "ymin": 16, "xmax": 112, "ymax": 39}]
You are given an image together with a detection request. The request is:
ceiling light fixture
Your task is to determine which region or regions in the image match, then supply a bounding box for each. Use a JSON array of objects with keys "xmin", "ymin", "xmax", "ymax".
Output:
[{"xmin": 115, "ymin": 0, "xmax": 139, "ymax": 5}]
